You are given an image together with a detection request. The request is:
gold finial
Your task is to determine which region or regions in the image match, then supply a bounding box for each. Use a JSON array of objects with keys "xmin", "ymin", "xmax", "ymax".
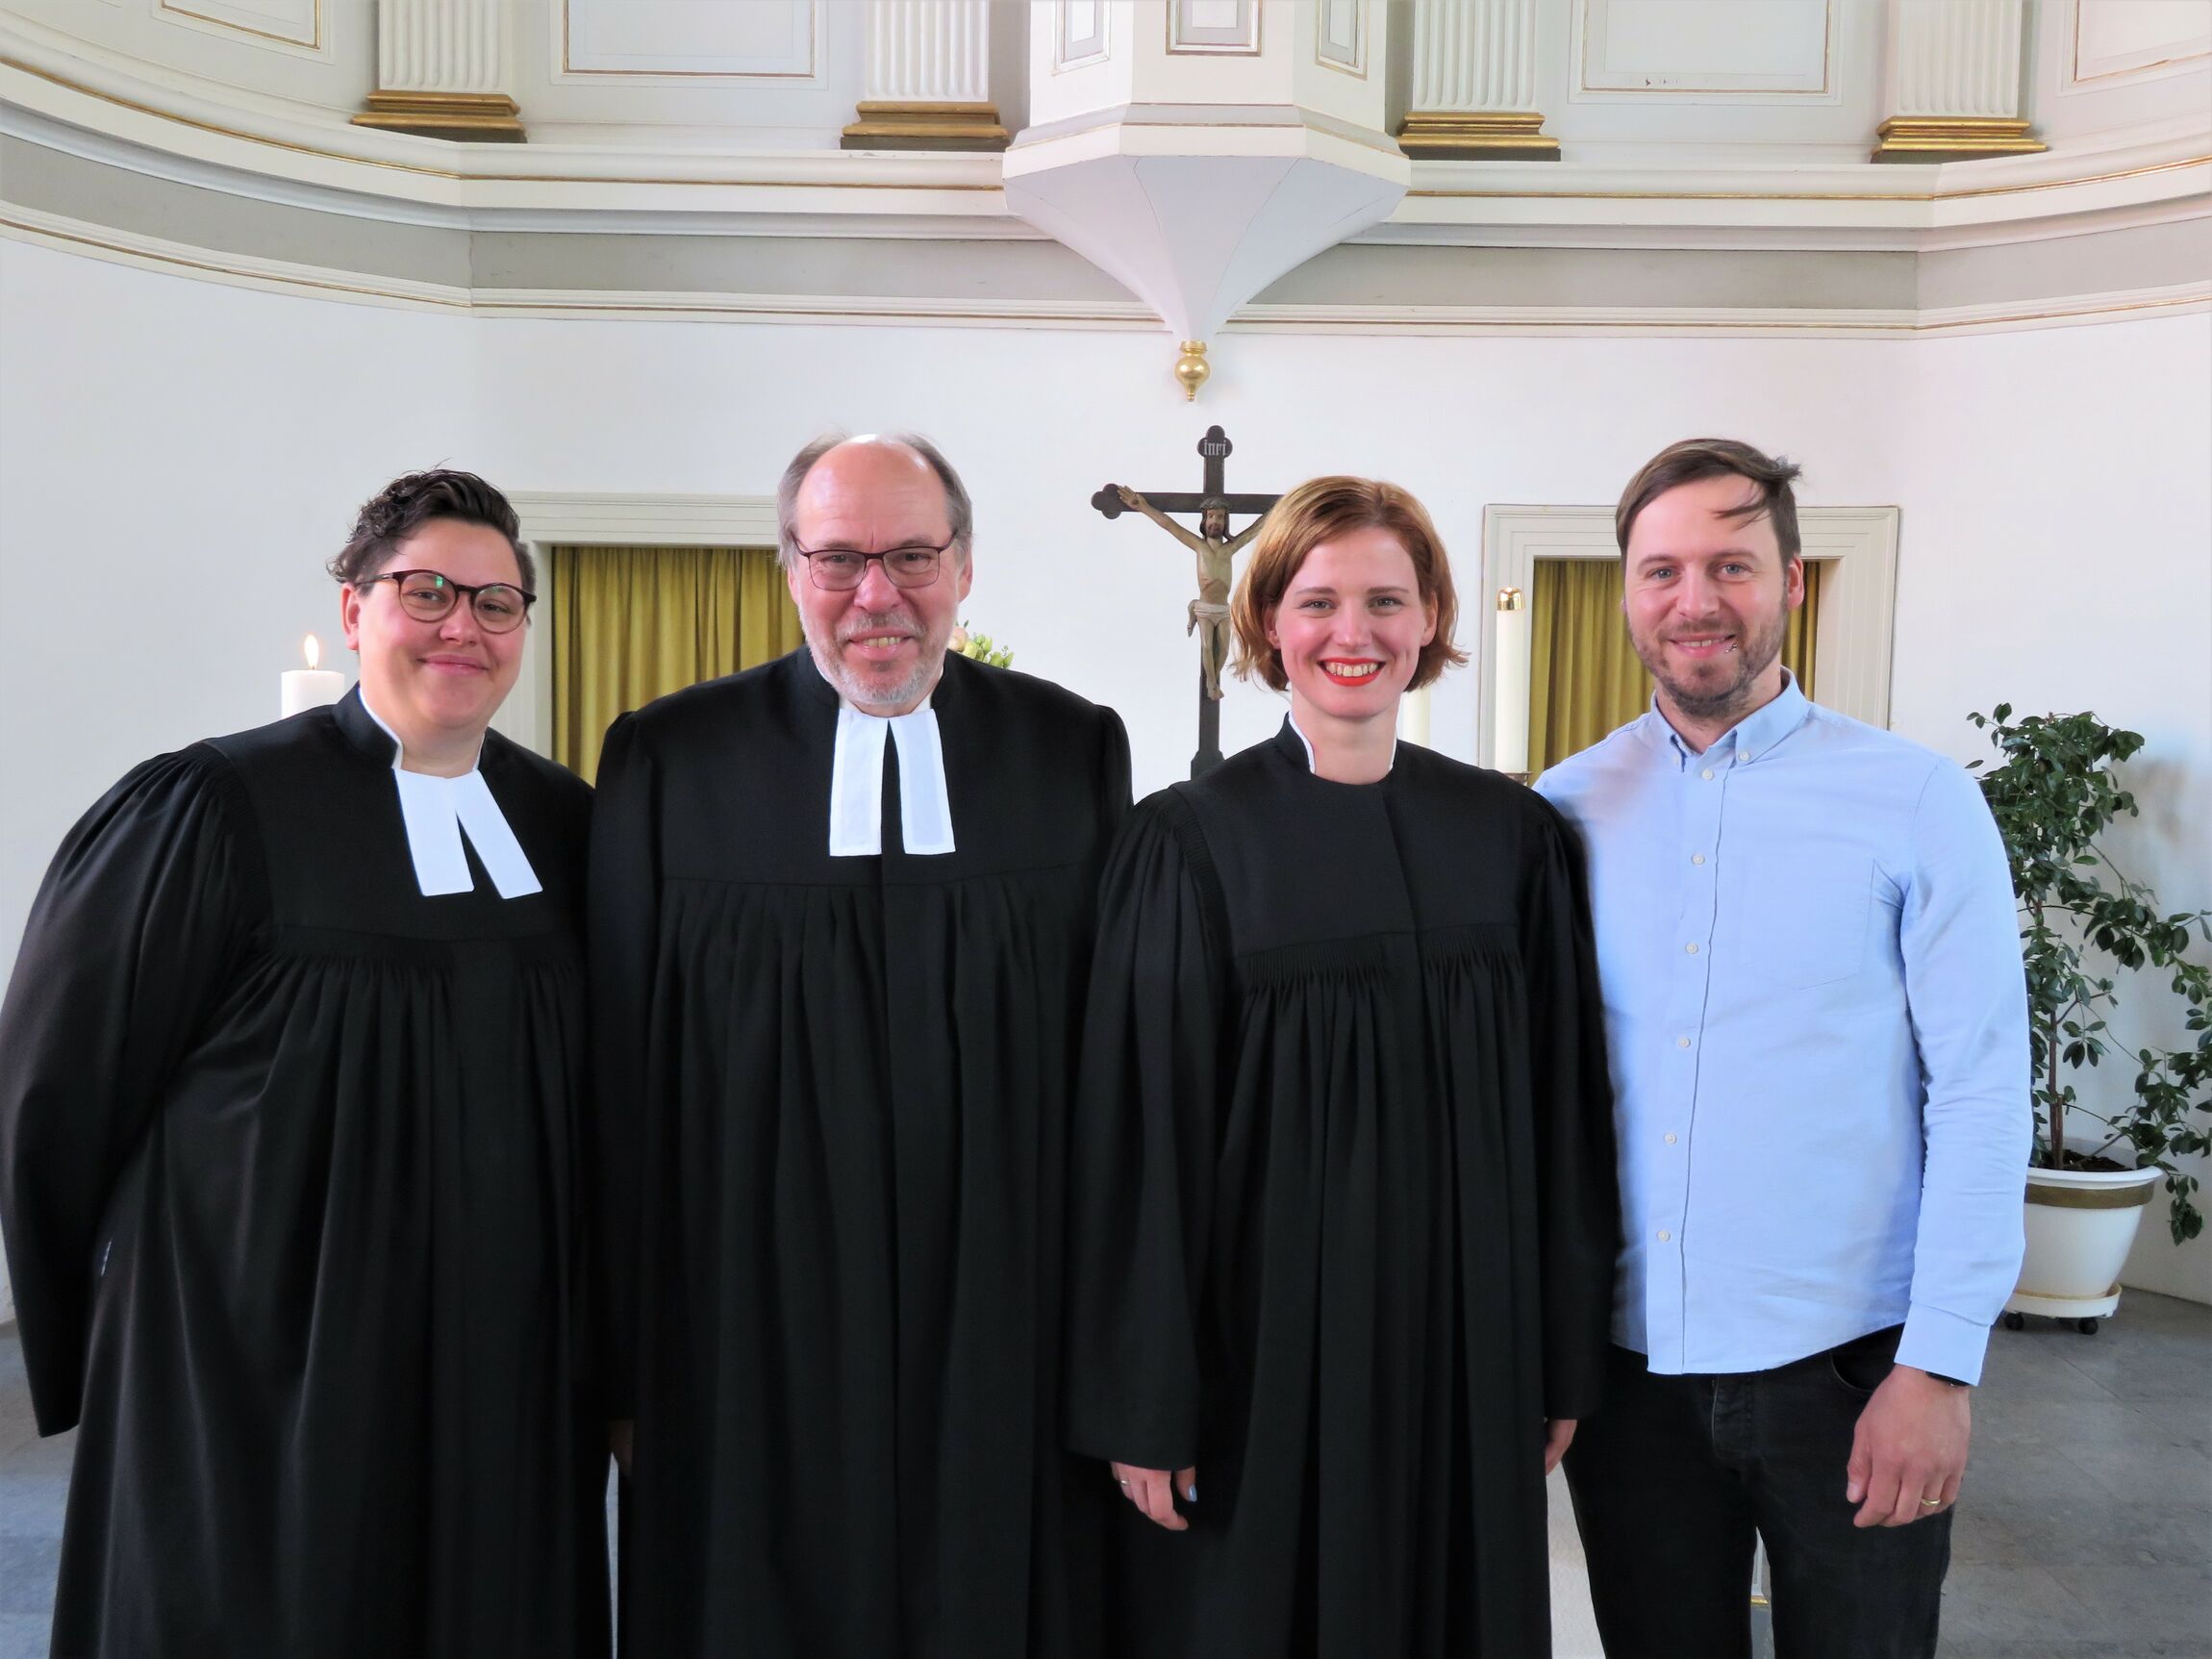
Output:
[
  {"xmin": 1173, "ymin": 340, "xmax": 1211, "ymax": 401},
  {"xmin": 1496, "ymin": 586, "xmax": 1525, "ymax": 612}
]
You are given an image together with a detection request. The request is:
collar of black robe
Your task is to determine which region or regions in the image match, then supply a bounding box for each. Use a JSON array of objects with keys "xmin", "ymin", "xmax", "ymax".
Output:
[
  {"xmin": 792, "ymin": 643, "xmax": 960, "ymax": 856},
  {"xmin": 1274, "ymin": 712, "xmax": 1398, "ymax": 780},
  {"xmin": 326, "ymin": 684, "xmax": 541, "ymax": 898},
  {"xmin": 332, "ymin": 681, "xmax": 400, "ymax": 765}
]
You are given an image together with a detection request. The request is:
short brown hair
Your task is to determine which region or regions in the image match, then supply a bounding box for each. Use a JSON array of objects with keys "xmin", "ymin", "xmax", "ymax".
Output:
[
  {"xmin": 1616, "ymin": 438, "xmax": 1803, "ymax": 564},
  {"xmin": 328, "ymin": 468, "xmax": 535, "ymax": 592},
  {"xmin": 1230, "ymin": 476, "xmax": 1469, "ymax": 692}
]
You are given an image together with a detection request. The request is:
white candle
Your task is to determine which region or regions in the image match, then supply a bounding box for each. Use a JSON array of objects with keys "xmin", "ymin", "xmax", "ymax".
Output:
[
  {"xmin": 1398, "ymin": 684, "xmax": 1432, "ymax": 748},
  {"xmin": 282, "ymin": 633, "xmax": 345, "ymax": 717},
  {"xmin": 1494, "ymin": 589, "xmax": 1530, "ymax": 776}
]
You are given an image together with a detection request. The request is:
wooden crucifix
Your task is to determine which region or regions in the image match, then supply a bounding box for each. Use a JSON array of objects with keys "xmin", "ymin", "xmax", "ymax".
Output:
[{"xmin": 1093, "ymin": 425, "xmax": 1280, "ymax": 777}]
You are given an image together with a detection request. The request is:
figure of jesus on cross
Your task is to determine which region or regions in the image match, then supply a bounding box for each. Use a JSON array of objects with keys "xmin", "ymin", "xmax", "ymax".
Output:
[{"xmin": 1093, "ymin": 426, "xmax": 1280, "ymax": 776}]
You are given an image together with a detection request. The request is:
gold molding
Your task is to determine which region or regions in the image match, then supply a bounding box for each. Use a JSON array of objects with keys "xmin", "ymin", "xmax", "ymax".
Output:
[
  {"xmin": 2024, "ymin": 1177, "xmax": 2156, "ymax": 1211},
  {"xmin": 1398, "ymin": 112, "xmax": 1560, "ymax": 162},
  {"xmin": 159, "ymin": 0, "xmax": 324, "ymax": 53},
  {"xmin": 841, "ymin": 101, "xmax": 1009, "ymax": 153},
  {"xmin": 1167, "ymin": 0, "xmax": 1260, "ymax": 57},
  {"xmin": 351, "ymin": 90, "xmax": 525, "ymax": 144},
  {"xmin": 8, "ymin": 54, "xmax": 2197, "ymax": 203},
  {"xmin": 1314, "ymin": 0, "xmax": 1367, "ymax": 80},
  {"xmin": 1172, "ymin": 339, "xmax": 1209, "ymax": 400},
  {"xmin": 1873, "ymin": 116, "xmax": 2047, "ymax": 164},
  {"xmin": 560, "ymin": 0, "xmax": 818, "ymax": 80},
  {"xmin": 2070, "ymin": 0, "xmax": 2212, "ymax": 86},
  {"xmin": 1578, "ymin": 0, "xmax": 1836, "ymax": 97}
]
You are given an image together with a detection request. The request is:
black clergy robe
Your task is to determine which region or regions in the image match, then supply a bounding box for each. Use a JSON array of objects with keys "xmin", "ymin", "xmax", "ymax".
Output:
[
  {"xmin": 590, "ymin": 647, "xmax": 1130, "ymax": 1659},
  {"xmin": 1065, "ymin": 722, "xmax": 1620, "ymax": 1659},
  {"xmin": 0, "ymin": 689, "xmax": 610, "ymax": 1659}
]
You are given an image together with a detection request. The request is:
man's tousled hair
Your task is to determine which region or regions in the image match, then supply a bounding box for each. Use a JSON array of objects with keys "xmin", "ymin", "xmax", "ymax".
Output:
[{"xmin": 1615, "ymin": 438, "xmax": 1803, "ymax": 563}]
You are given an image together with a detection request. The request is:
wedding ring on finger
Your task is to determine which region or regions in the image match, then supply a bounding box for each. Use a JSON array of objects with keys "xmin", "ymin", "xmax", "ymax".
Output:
[{"xmin": 1919, "ymin": 1497, "xmax": 1945, "ymax": 1508}]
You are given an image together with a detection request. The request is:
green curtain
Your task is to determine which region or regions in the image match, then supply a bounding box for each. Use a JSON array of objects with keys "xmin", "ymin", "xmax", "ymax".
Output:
[
  {"xmin": 549, "ymin": 544, "xmax": 802, "ymax": 782},
  {"xmin": 1526, "ymin": 557, "xmax": 1822, "ymax": 774}
]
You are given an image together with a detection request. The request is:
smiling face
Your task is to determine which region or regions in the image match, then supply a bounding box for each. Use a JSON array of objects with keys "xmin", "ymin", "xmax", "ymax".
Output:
[
  {"xmin": 1266, "ymin": 525, "xmax": 1437, "ymax": 733},
  {"xmin": 787, "ymin": 440, "xmax": 973, "ymax": 715},
  {"xmin": 339, "ymin": 517, "xmax": 527, "ymax": 757},
  {"xmin": 1622, "ymin": 472, "xmax": 1803, "ymax": 735}
]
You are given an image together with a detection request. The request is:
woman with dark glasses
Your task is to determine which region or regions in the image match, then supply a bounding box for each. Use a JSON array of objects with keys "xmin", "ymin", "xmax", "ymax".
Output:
[{"xmin": 0, "ymin": 470, "xmax": 608, "ymax": 1659}]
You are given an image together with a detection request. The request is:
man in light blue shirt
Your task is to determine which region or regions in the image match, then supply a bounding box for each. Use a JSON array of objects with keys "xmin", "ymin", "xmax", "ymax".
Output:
[{"xmin": 1537, "ymin": 438, "xmax": 2029, "ymax": 1659}]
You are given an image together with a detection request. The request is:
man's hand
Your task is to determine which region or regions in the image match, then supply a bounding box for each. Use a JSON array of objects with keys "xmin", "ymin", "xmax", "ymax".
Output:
[
  {"xmin": 1544, "ymin": 1419, "xmax": 1577, "ymax": 1475},
  {"xmin": 1109, "ymin": 1461, "xmax": 1198, "ymax": 1532},
  {"xmin": 1847, "ymin": 1366, "xmax": 1971, "ymax": 1527}
]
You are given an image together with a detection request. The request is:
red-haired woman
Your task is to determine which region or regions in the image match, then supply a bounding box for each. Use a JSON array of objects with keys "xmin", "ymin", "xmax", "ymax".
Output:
[{"xmin": 1067, "ymin": 476, "xmax": 1618, "ymax": 1658}]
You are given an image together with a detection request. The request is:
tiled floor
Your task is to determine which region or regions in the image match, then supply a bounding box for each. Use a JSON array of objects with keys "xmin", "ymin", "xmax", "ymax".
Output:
[{"xmin": 0, "ymin": 1295, "xmax": 2205, "ymax": 1658}]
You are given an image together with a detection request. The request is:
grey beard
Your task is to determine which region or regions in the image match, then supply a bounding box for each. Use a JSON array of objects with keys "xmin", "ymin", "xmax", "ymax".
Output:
[{"xmin": 806, "ymin": 628, "xmax": 942, "ymax": 713}]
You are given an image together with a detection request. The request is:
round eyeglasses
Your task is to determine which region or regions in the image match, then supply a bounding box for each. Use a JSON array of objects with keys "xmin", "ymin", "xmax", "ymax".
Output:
[
  {"xmin": 361, "ymin": 570, "xmax": 537, "ymax": 634},
  {"xmin": 794, "ymin": 540, "xmax": 954, "ymax": 591}
]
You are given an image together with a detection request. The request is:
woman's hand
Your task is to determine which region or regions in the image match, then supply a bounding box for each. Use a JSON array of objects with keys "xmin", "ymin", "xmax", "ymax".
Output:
[
  {"xmin": 1109, "ymin": 1461, "xmax": 1198, "ymax": 1531},
  {"xmin": 1544, "ymin": 1419, "xmax": 1577, "ymax": 1475}
]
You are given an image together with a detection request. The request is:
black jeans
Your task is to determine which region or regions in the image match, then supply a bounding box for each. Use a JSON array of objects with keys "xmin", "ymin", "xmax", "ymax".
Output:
[{"xmin": 1563, "ymin": 1328, "xmax": 1953, "ymax": 1659}]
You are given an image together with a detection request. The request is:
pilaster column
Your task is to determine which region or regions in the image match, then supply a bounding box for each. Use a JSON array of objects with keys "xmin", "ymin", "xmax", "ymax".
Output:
[
  {"xmin": 353, "ymin": 0, "xmax": 522, "ymax": 142},
  {"xmin": 1873, "ymin": 0, "xmax": 2043, "ymax": 162},
  {"xmin": 1398, "ymin": 0, "xmax": 1557, "ymax": 162},
  {"xmin": 842, "ymin": 0, "xmax": 1008, "ymax": 152}
]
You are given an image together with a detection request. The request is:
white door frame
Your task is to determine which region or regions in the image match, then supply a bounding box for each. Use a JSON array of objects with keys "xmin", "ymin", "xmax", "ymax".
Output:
[{"xmin": 1475, "ymin": 504, "xmax": 1900, "ymax": 770}]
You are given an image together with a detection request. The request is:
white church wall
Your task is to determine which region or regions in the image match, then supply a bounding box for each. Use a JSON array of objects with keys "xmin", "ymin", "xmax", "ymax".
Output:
[
  {"xmin": 466, "ymin": 314, "xmax": 1912, "ymax": 798},
  {"xmin": 0, "ymin": 241, "xmax": 480, "ymax": 921},
  {"xmin": 3, "ymin": 241, "xmax": 2208, "ymax": 1317},
  {"xmin": 1893, "ymin": 312, "xmax": 2212, "ymax": 1305}
]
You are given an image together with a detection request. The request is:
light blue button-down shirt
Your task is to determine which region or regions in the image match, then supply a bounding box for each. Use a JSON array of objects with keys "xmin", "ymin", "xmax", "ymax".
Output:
[{"xmin": 1537, "ymin": 676, "xmax": 2030, "ymax": 1385}]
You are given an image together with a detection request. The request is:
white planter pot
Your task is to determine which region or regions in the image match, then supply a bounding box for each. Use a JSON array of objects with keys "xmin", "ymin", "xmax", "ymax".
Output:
[{"xmin": 2004, "ymin": 1165, "xmax": 2161, "ymax": 1322}]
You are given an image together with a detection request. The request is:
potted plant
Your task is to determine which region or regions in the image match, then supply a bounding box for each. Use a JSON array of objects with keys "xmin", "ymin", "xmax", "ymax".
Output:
[{"xmin": 1967, "ymin": 706, "xmax": 2211, "ymax": 1332}]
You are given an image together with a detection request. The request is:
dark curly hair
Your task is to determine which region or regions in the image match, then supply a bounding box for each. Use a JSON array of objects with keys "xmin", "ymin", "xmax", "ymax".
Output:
[{"xmin": 327, "ymin": 469, "xmax": 534, "ymax": 592}]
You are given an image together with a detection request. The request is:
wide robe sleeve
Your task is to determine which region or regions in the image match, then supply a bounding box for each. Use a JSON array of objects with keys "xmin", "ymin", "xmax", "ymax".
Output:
[
  {"xmin": 1064, "ymin": 792, "xmax": 1224, "ymax": 1473},
  {"xmin": 587, "ymin": 711, "xmax": 658, "ymax": 1419},
  {"xmin": 1519, "ymin": 797, "xmax": 1621, "ymax": 1422},
  {"xmin": 0, "ymin": 748, "xmax": 261, "ymax": 1435}
]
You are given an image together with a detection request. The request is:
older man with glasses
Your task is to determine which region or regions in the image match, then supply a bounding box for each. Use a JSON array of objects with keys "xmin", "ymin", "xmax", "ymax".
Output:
[{"xmin": 591, "ymin": 433, "xmax": 1131, "ymax": 1659}]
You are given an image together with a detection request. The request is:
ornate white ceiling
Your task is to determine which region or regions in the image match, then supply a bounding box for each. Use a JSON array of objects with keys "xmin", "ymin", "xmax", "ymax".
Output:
[{"xmin": 1, "ymin": 0, "xmax": 2205, "ymax": 387}]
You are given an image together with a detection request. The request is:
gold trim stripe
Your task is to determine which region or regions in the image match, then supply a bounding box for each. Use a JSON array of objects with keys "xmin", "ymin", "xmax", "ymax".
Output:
[
  {"xmin": 1873, "ymin": 117, "xmax": 2047, "ymax": 165},
  {"xmin": 2025, "ymin": 1178, "xmax": 2157, "ymax": 1211}
]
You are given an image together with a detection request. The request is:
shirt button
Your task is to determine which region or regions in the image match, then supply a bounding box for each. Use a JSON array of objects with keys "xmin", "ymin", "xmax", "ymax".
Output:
[
  {"xmin": 1692, "ymin": 852, "xmax": 1706, "ymax": 866},
  {"xmin": 1665, "ymin": 1133, "xmax": 1678, "ymax": 1144},
  {"xmin": 1676, "ymin": 1036, "xmax": 1692, "ymax": 1048},
  {"xmin": 1685, "ymin": 942, "xmax": 1700, "ymax": 954},
  {"xmin": 1737, "ymin": 751, "xmax": 1749, "ymax": 763},
  {"xmin": 1658, "ymin": 1230, "xmax": 1672, "ymax": 1243},
  {"xmin": 1700, "ymin": 767, "xmax": 1715, "ymax": 781}
]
